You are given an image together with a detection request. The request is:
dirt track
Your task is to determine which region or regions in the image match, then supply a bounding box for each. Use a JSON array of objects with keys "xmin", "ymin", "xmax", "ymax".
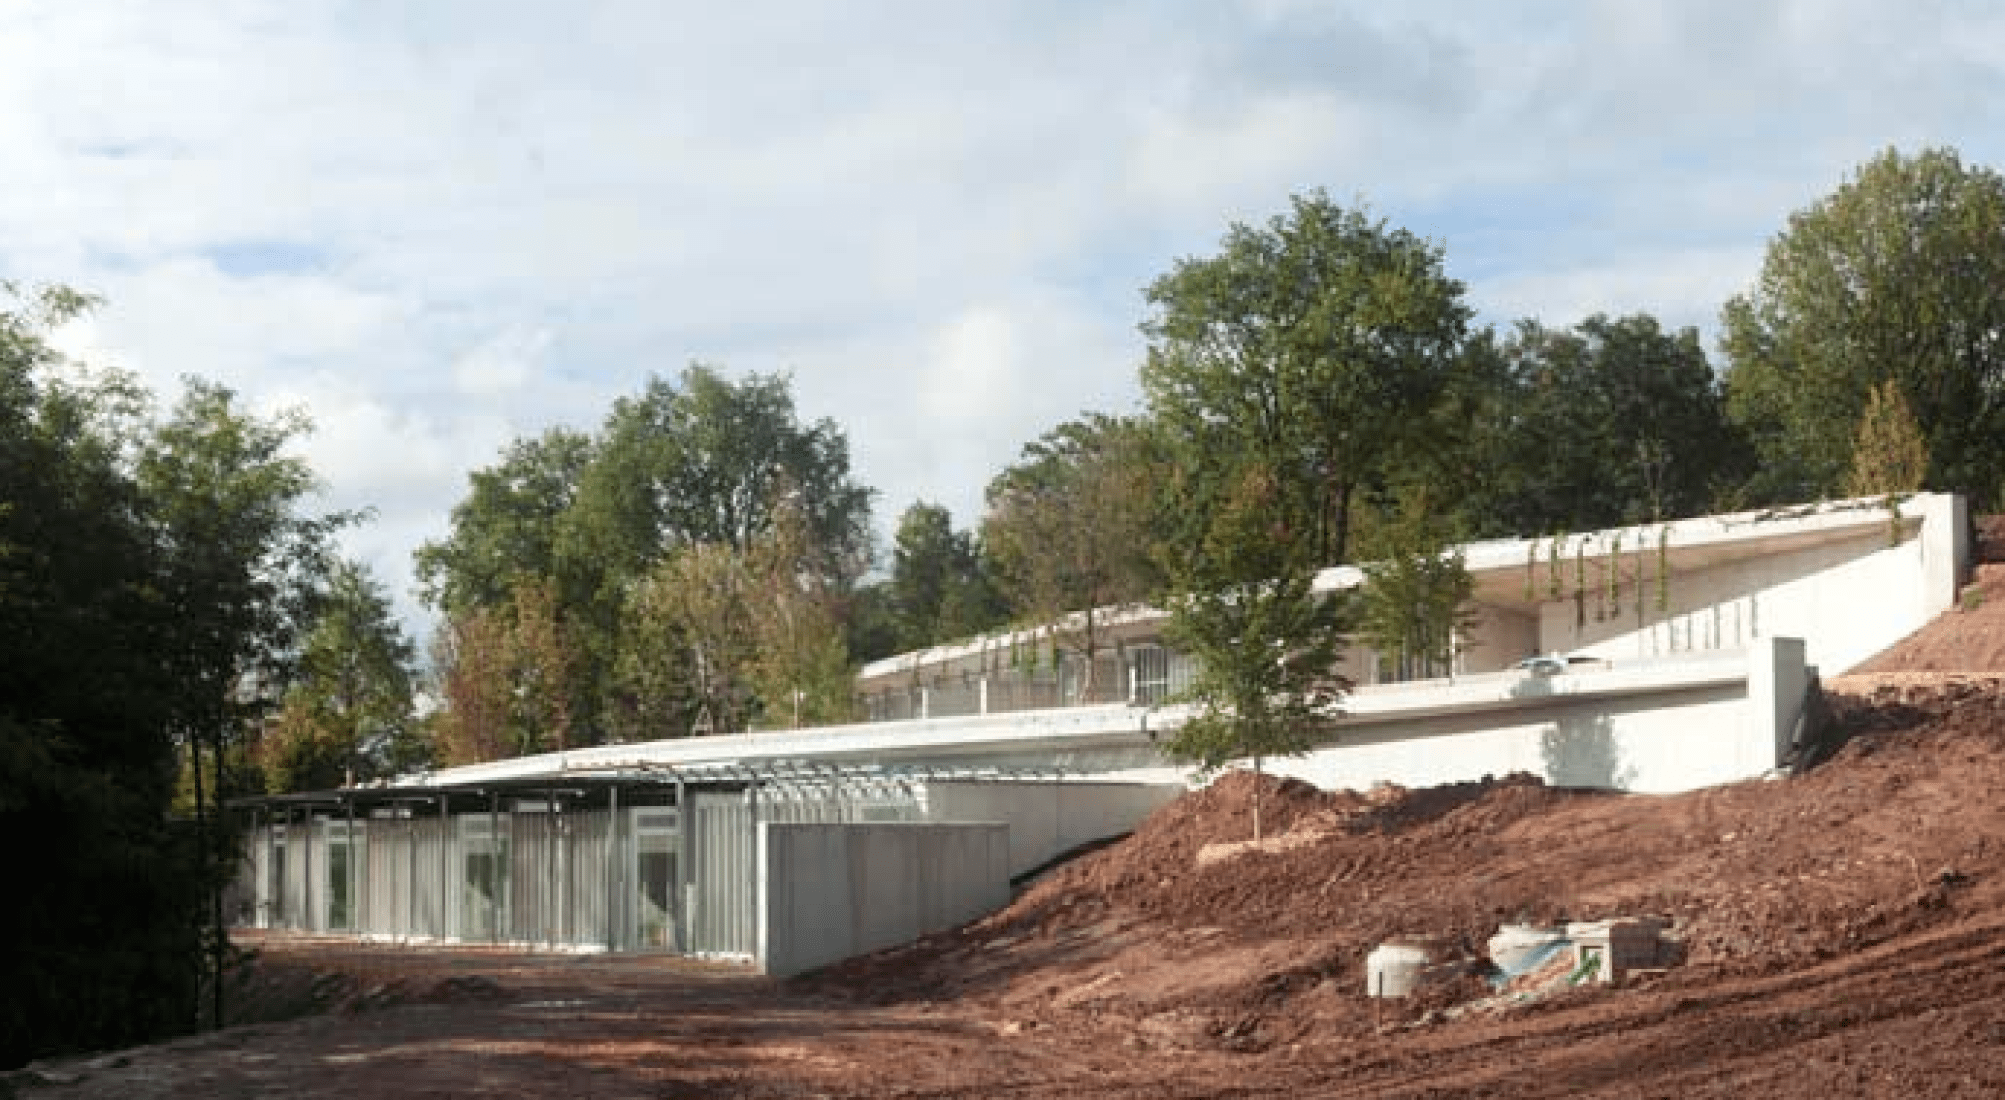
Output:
[{"xmin": 19, "ymin": 530, "xmax": 2005, "ymax": 1097}]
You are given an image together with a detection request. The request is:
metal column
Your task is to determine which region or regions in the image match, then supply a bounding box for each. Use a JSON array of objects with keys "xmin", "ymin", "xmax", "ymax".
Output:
[
  {"xmin": 304, "ymin": 806, "xmax": 316, "ymax": 933},
  {"xmin": 745, "ymin": 781, "xmax": 760, "ymax": 959},
  {"xmin": 345, "ymin": 797, "xmax": 357, "ymax": 934},
  {"xmin": 606, "ymin": 784, "xmax": 620, "ymax": 951},
  {"xmin": 439, "ymin": 793, "xmax": 451, "ymax": 941},
  {"xmin": 675, "ymin": 779, "xmax": 690, "ymax": 954},
  {"xmin": 546, "ymin": 786, "xmax": 557, "ymax": 948},
  {"xmin": 405, "ymin": 802, "xmax": 417, "ymax": 941},
  {"xmin": 488, "ymin": 790, "xmax": 501, "ymax": 945}
]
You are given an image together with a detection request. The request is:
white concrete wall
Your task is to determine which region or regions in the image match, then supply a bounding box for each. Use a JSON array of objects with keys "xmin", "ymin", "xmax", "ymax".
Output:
[
  {"xmin": 756, "ymin": 822, "xmax": 1010, "ymax": 979},
  {"xmin": 1541, "ymin": 523, "xmax": 1930, "ymax": 676},
  {"xmin": 920, "ymin": 781, "xmax": 1181, "ymax": 878},
  {"xmin": 1262, "ymin": 640, "xmax": 1807, "ymax": 795},
  {"xmin": 1467, "ymin": 604, "xmax": 1541, "ymax": 673}
]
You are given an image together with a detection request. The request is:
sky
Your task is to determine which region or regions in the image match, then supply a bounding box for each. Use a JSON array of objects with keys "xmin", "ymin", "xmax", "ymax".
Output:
[{"xmin": 4, "ymin": 1, "xmax": 2002, "ymax": 642}]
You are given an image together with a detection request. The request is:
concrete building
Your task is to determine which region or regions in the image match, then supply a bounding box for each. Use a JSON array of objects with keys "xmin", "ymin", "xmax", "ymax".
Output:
[{"xmin": 232, "ymin": 493, "xmax": 1969, "ymax": 973}]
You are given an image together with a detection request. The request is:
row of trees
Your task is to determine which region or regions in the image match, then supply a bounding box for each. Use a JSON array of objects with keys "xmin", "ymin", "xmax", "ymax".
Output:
[
  {"xmin": 410, "ymin": 145, "xmax": 2005, "ymax": 780},
  {"xmin": 0, "ymin": 283, "xmax": 410, "ymax": 1066},
  {"xmin": 413, "ymin": 367, "xmax": 874, "ymax": 755}
]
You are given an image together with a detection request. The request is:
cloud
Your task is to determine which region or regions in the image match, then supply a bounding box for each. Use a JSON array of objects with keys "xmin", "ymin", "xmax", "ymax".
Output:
[
  {"xmin": 1477, "ymin": 246, "xmax": 1767, "ymax": 339},
  {"xmin": 452, "ymin": 326, "xmax": 552, "ymax": 398},
  {"xmin": 2, "ymin": 0, "xmax": 2002, "ymax": 643}
]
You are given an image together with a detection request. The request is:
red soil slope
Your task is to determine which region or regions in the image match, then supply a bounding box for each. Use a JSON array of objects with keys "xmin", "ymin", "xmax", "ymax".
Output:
[{"xmin": 1837, "ymin": 514, "xmax": 2005, "ymax": 686}]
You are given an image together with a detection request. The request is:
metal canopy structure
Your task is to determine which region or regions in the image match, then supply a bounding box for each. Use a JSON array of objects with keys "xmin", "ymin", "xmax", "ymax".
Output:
[{"xmin": 228, "ymin": 761, "xmax": 1072, "ymax": 959}]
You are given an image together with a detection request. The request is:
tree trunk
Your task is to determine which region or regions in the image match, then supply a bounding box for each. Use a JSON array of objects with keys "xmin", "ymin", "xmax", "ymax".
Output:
[
  {"xmin": 1253, "ymin": 755, "xmax": 1263, "ymax": 841},
  {"xmin": 188, "ymin": 732, "xmax": 212, "ymax": 1031},
  {"xmin": 211, "ymin": 725, "xmax": 226, "ymax": 1033},
  {"xmin": 1332, "ymin": 482, "xmax": 1353, "ymax": 565}
]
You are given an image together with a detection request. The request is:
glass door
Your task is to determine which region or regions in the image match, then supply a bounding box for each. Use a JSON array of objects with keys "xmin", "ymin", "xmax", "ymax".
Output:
[{"xmin": 633, "ymin": 810, "xmax": 679, "ymax": 950}]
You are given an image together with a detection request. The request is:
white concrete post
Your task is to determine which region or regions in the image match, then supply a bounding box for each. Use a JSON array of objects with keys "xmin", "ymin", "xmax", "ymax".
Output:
[
  {"xmin": 920, "ymin": 687, "xmax": 930, "ymax": 720},
  {"xmin": 1919, "ymin": 493, "xmax": 1969, "ymax": 616},
  {"xmin": 1747, "ymin": 635, "xmax": 1809, "ymax": 771},
  {"xmin": 978, "ymin": 677, "xmax": 988, "ymax": 715}
]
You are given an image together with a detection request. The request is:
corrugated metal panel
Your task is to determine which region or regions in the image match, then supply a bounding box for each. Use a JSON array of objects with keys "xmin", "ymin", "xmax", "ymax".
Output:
[
  {"xmin": 568, "ymin": 810, "xmax": 611, "ymax": 950},
  {"xmin": 688, "ymin": 790, "xmax": 753, "ymax": 956},
  {"xmin": 236, "ymin": 780, "xmax": 929, "ymax": 955},
  {"xmin": 280, "ymin": 824, "xmax": 307, "ymax": 931}
]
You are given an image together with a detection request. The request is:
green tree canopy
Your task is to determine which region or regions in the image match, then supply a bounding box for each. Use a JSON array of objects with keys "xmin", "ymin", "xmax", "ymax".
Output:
[
  {"xmin": 1461, "ymin": 313, "xmax": 1746, "ymax": 536},
  {"xmin": 0, "ymin": 286, "xmax": 208, "ymax": 1066},
  {"xmin": 886, "ymin": 501, "xmax": 1008, "ymax": 653},
  {"xmin": 1722, "ymin": 146, "xmax": 2005, "ymax": 506},
  {"xmin": 1157, "ymin": 466, "xmax": 1349, "ymax": 839},
  {"xmin": 420, "ymin": 365, "xmax": 874, "ymax": 748},
  {"xmin": 414, "ymin": 427, "xmax": 596, "ymax": 615},
  {"xmin": 1141, "ymin": 193, "xmax": 1465, "ymax": 813},
  {"xmin": 564, "ymin": 364, "xmax": 873, "ymax": 587},
  {"xmin": 1356, "ymin": 489, "xmax": 1478, "ymax": 683},
  {"xmin": 1141, "ymin": 190, "xmax": 1473, "ymax": 568},
  {"xmin": 1845, "ymin": 378, "xmax": 1929, "ymax": 499},
  {"xmin": 2, "ymin": 285, "xmax": 360, "ymax": 1062},
  {"xmin": 983, "ymin": 415, "xmax": 1163, "ymax": 697},
  {"xmin": 259, "ymin": 559, "xmax": 420, "ymax": 792}
]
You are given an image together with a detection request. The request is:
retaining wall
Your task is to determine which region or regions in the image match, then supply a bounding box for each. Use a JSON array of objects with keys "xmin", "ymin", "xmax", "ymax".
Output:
[
  {"xmin": 921, "ymin": 780, "xmax": 1180, "ymax": 878},
  {"xmin": 756, "ymin": 822, "xmax": 1009, "ymax": 978}
]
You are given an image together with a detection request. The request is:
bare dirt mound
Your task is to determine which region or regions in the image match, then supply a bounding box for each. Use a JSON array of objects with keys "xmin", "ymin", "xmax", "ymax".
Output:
[{"xmin": 804, "ymin": 682, "xmax": 2005, "ymax": 1064}]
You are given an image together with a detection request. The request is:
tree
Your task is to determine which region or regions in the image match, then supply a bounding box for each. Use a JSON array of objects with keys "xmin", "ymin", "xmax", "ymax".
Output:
[
  {"xmin": 983, "ymin": 415, "xmax": 1163, "ymax": 700},
  {"xmin": 610, "ymin": 496, "xmax": 858, "ymax": 738},
  {"xmin": 1845, "ymin": 378, "xmax": 1929, "ymax": 500},
  {"xmin": 0, "ymin": 285, "xmax": 209, "ymax": 1066},
  {"xmin": 1722, "ymin": 146, "xmax": 2005, "ymax": 507},
  {"xmin": 745, "ymin": 499, "xmax": 859, "ymax": 727},
  {"xmin": 842, "ymin": 582, "xmax": 904, "ymax": 666},
  {"xmin": 1461, "ymin": 314, "xmax": 1747, "ymax": 536},
  {"xmin": 564, "ymin": 364, "xmax": 873, "ymax": 587},
  {"xmin": 259, "ymin": 560, "xmax": 419, "ymax": 792},
  {"xmin": 1356, "ymin": 491, "xmax": 1479, "ymax": 683},
  {"xmin": 420, "ymin": 365, "xmax": 875, "ymax": 746},
  {"xmin": 640, "ymin": 543, "xmax": 762, "ymax": 735},
  {"xmin": 1158, "ymin": 466, "xmax": 1348, "ymax": 840},
  {"xmin": 431, "ymin": 577, "xmax": 584, "ymax": 764},
  {"xmin": 1142, "ymin": 193, "xmax": 1461, "ymax": 830},
  {"xmin": 414, "ymin": 427, "xmax": 596, "ymax": 614},
  {"xmin": 137, "ymin": 378, "xmax": 353, "ymax": 1031},
  {"xmin": 886, "ymin": 502, "xmax": 1008, "ymax": 652},
  {"xmin": 1141, "ymin": 190, "xmax": 1473, "ymax": 567},
  {"xmin": 431, "ymin": 606, "xmax": 514, "ymax": 765}
]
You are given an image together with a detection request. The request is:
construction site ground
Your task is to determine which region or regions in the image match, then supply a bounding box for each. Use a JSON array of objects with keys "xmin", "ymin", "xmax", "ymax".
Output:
[{"xmin": 17, "ymin": 524, "xmax": 2005, "ymax": 1098}]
